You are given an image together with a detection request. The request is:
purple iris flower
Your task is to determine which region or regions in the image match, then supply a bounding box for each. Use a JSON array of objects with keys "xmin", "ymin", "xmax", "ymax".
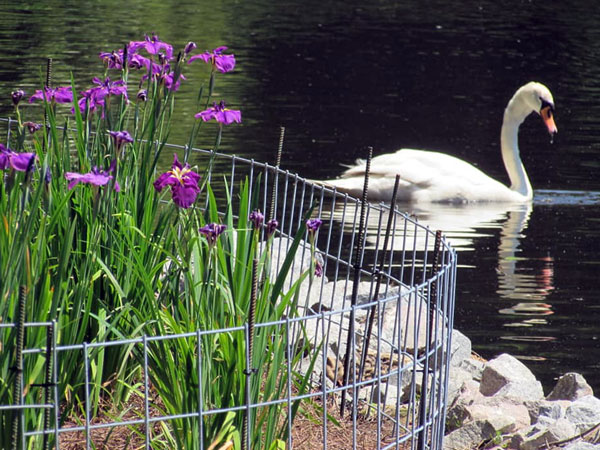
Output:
[
  {"xmin": 199, "ymin": 223, "xmax": 227, "ymax": 247},
  {"xmin": 65, "ymin": 160, "xmax": 120, "ymax": 191},
  {"xmin": 195, "ymin": 101, "xmax": 241, "ymax": 125},
  {"xmin": 138, "ymin": 57, "xmax": 161, "ymax": 74},
  {"xmin": 314, "ymin": 259, "xmax": 323, "ymax": 278},
  {"xmin": 139, "ymin": 66, "xmax": 162, "ymax": 84},
  {"xmin": 140, "ymin": 65, "xmax": 185, "ymax": 91},
  {"xmin": 74, "ymin": 77, "xmax": 128, "ymax": 115},
  {"xmin": 108, "ymin": 130, "xmax": 133, "ymax": 152},
  {"xmin": 153, "ymin": 154, "xmax": 201, "ymax": 209},
  {"xmin": 12, "ymin": 89, "xmax": 25, "ymax": 106},
  {"xmin": 249, "ymin": 210, "xmax": 264, "ymax": 229},
  {"xmin": 161, "ymin": 71, "xmax": 185, "ymax": 91},
  {"xmin": 132, "ymin": 54, "xmax": 162, "ymax": 73},
  {"xmin": 100, "ymin": 45, "xmax": 161, "ymax": 74},
  {"xmin": 137, "ymin": 89, "xmax": 148, "ymax": 102},
  {"xmin": 184, "ymin": 41, "xmax": 197, "ymax": 55},
  {"xmin": 23, "ymin": 122, "xmax": 41, "ymax": 134},
  {"xmin": 29, "ymin": 86, "xmax": 73, "ymax": 104},
  {"xmin": 99, "ymin": 50, "xmax": 124, "ymax": 69},
  {"xmin": 129, "ymin": 34, "xmax": 173, "ymax": 60},
  {"xmin": 306, "ymin": 218, "xmax": 322, "ymax": 233},
  {"xmin": 0, "ymin": 144, "xmax": 36, "ymax": 172},
  {"xmin": 100, "ymin": 36, "xmax": 183, "ymax": 91},
  {"xmin": 188, "ymin": 46, "xmax": 236, "ymax": 73},
  {"xmin": 91, "ymin": 77, "xmax": 129, "ymax": 101},
  {"xmin": 75, "ymin": 88, "xmax": 105, "ymax": 114},
  {"xmin": 266, "ymin": 219, "xmax": 278, "ymax": 238},
  {"xmin": 129, "ymin": 53, "xmax": 147, "ymax": 70}
]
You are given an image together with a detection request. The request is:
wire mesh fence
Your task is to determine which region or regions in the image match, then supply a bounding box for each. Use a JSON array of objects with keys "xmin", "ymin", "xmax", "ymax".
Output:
[{"xmin": 1, "ymin": 126, "xmax": 457, "ymax": 449}]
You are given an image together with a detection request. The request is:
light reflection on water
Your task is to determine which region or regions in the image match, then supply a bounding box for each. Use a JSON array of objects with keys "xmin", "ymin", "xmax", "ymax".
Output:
[{"xmin": 535, "ymin": 189, "xmax": 600, "ymax": 206}]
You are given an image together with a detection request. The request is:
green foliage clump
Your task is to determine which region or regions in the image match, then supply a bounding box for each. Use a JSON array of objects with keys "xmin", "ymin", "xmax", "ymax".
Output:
[{"xmin": 0, "ymin": 35, "xmax": 321, "ymax": 450}]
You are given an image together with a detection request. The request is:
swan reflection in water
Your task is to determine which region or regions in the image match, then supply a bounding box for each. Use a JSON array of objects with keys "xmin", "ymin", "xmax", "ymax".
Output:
[
  {"xmin": 492, "ymin": 203, "xmax": 554, "ymax": 328},
  {"xmin": 321, "ymin": 199, "xmax": 555, "ymax": 328},
  {"xmin": 401, "ymin": 201, "xmax": 554, "ymax": 329}
]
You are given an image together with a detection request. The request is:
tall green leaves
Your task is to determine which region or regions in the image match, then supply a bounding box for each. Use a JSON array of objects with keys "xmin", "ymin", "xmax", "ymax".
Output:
[{"xmin": 1, "ymin": 37, "xmax": 321, "ymax": 449}]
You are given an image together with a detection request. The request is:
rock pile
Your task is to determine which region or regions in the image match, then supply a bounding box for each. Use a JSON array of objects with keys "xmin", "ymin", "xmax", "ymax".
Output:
[
  {"xmin": 269, "ymin": 236, "xmax": 600, "ymax": 448},
  {"xmin": 445, "ymin": 331, "xmax": 600, "ymax": 449}
]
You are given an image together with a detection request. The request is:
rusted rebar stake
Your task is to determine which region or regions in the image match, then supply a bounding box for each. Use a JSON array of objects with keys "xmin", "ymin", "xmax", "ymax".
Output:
[
  {"xmin": 43, "ymin": 58, "xmax": 52, "ymax": 151},
  {"xmin": 269, "ymin": 126, "xmax": 285, "ymax": 222},
  {"xmin": 416, "ymin": 230, "xmax": 442, "ymax": 450},
  {"xmin": 428, "ymin": 230, "xmax": 442, "ymax": 324},
  {"xmin": 11, "ymin": 285, "xmax": 27, "ymax": 450},
  {"xmin": 340, "ymin": 146, "xmax": 372, "ymax": 418},
  {"xmin": 42, "ymin": 324, "xmax": 55, "ymax": 450},
  {"xmin": 358, "ymin": 174, "xmax": 401, "ymax": 388},
  {"xmin": 242, "ymin": 257, "xmax": 259, "ymax": 450}
]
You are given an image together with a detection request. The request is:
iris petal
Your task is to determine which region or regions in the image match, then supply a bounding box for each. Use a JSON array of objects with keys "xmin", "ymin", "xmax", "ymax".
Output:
[{"xmin": 153, "ymin": 154, "xmax": 201, "ymax": 208}]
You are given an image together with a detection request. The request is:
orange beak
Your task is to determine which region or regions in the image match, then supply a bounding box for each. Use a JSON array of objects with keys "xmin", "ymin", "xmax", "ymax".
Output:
[{"xmin": 541, "ymin": 106, "xmax": 558, "ymax": 135}]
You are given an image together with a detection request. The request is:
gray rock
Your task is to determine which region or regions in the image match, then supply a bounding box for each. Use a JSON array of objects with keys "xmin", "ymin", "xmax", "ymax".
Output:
[
  {"xmin": 443, "ymin": 419, "xmax": 497, "ymax": 450},
  {"xmin": 449, "ymin": 329, "xmax": 471, "ymax": 367},
  {"xmin": 537, "ymin": 400, "xmax": 568, "ymax": 421},
  {"xmin": 479, "ymin": 353, "xmax": 544, "ymax": 401},
  {"xmin": 400, "ymin": 370, "xmax": 432, "ymax": 403},
  {"xmin": 565, "ymin": 395, "xmax": 600, "ymax": 433},
  {"xmin": 370, "ymin": 382, "xmax": 399, "ymax": 407},
  {"xmin": 526, "ymin": 398, "xmax": 570, "ymax": 424},
  {"xmin": 446, "ymin": 379, "xmax": 485, "ymax": 432},
  {"xmin": 564, "ymin": 442, "xmax": 600, "ymax": 450},
  {"xmin": 388, "ymin": 357, "xmax": 416, "ymax": 390},
  {"xmin": 270, "ymin": 237, "xmax": 312, "ymax": 279},
  {"xmin": 480, "ymin": 397, "xmax": 531, "ymax": 431},
  {"xmin": 388, "ymin": 292, "xmax": 445, "ymax": 354},
  {"xmin": 295, "ymin": 280, "xmax": 405, "ymax": 387},
  {"xmin": 445, "ymin": 353, "xmax": 600, "ymax": 449},
  {"xmin": 547, "ymin": 373, "xmax": 594, "ymax": 401},
  {"xmin": 447, "ymin": 366, "xmax": 475, "ymax": 409},
  {"xmin": 515, "ymin": 419, "xmax": 577, "ymax": 450},
  {"xmin": 299, "ymin": 278, "xmax": 423, "ymax": 356},
  {"xmin": 447, "ymin": 378, "xmax": 484, "ymax": 413},
  {"xmin": 447, "ymin": 394, "xmax": 530, "ymax": 435},
  {"xmin": 459, "ymin": 357, "xmax": 485, "ymax": 381},
  {"xmin": 508, "ymin": 425, "xmax": 535, "ymax": 449},
  {"xmin": 536, "ymin": 414, "xmax": 560, "ymax": 429}
]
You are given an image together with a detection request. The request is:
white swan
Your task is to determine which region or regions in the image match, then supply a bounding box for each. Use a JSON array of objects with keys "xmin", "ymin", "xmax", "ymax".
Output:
[{"xmin": 319, "ymin": 81, "xmax": 557, "ymax": 203}]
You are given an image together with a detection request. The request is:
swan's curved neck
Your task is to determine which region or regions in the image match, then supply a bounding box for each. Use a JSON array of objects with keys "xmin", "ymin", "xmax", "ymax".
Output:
[{"xmin": 500, "ymin": 95, "xmax": 533, "ymax": 200}]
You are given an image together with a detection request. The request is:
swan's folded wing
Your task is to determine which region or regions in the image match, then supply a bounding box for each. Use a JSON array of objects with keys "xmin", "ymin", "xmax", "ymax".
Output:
[
  {"xmin": 327, "ymin": 148, "xmax": 513, "ymax": 202},
  {"xmin": 342, "ymin": 149, "xmax": 481, "ymax": 187},
  {"xmin": 387, "ymin": 149, "xmax": 498, "ymax": 184}
]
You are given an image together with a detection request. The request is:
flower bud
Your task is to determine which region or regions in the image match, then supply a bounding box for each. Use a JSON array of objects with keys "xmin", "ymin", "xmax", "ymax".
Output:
[
  {"xmin": 249, "ymin": 210, "xmax": 264, "ymax": 230},
  {"xmin": 184, "ymin": 41, "xmax": 197, "ymax": 55},
  {"xmin": 306, "ymin": 218, "xmax": 322, "ymax": 234},
  {"xmin": 44, "ymin": 167, "xmax": 52, "ymax": 185},
  {"xmin": 23, "ymin": 121, "xmax": 41, "ymax": 134},
  {"xmin": 11, "ymin": 89, "xmax": 25, "ymax": 106},
  {"xmin": 266, "ymin": 219, "xmax": 278, "ymax": 238}
]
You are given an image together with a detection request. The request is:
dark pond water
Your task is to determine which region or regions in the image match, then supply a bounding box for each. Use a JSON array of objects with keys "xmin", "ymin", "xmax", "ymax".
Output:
[{"xmin": 1, "ymin": 1, "xmax": 599, "ymax": 392}]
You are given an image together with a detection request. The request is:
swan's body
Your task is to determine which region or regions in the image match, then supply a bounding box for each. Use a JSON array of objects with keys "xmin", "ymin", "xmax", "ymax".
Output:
[{"xmin": 320, "ymin": 82, "xmax": 557, "ymax": 203}]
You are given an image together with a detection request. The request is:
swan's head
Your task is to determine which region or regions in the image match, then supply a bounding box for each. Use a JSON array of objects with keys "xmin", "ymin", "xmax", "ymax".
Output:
[{"xmin": 517, "ymin": 81, "xmax": 558, "ymax": 135}]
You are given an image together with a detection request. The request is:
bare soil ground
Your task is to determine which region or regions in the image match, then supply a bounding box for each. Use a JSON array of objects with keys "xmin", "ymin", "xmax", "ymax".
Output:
[{"xmin": 58, "ymin": 389, "xmax": 409, "ymax": 449}]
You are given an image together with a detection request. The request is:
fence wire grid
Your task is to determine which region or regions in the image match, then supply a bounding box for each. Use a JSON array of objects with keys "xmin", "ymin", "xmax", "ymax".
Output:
[{"xmin": 1, "ymin": 126, "xmax": 457, "ymax": 450}]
